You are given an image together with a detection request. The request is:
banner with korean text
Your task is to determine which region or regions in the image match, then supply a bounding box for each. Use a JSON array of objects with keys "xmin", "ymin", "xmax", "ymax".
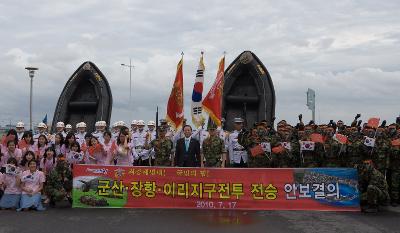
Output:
[{"xmin": 72, "ymin": 165, "xmax": 360, "ymax": 211}]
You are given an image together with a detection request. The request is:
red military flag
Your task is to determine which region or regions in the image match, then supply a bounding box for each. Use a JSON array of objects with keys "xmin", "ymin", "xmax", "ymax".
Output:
[
  {"xmin": 311, "ymin": 133, "xmax": 324, "ymax": 143},
  {"xmin": 202, "ymin": 56, "xmax": 225, "ymax": 127},
  {"xmin": 367, "ymin": 117, "xmax": 380, "ymax": 129},
  {"xmin": 272, "ymin": 145, "xmax": 285, "ymax": 154},
  {"xmin": 333, "ymin": 133, "xmax": 348, "ymax": 144},
  {"xmin": 392, "ymin": 139, "xmax": 400, "ymax": 147},
  {"xmin": 166, "ymin": 57, "xmax": 184, "ymax": 130},
  {"xmin": 250, "ymin": 144, "xmax": 264, "ymax": 157}
]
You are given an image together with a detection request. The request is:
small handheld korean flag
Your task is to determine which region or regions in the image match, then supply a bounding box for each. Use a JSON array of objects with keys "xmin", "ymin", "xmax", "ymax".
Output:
[
  {"xmin": 364, "ymin": 137, "xmax": 375, "ymax": 147},
  {"xmin": 261, "ymin": 142, "xmax": 271, "ymax": 153},
  {"xmin": 281, "ymin": 142, "xmax": 292, "ymax": 151},
  {"xmin": 300, "ymin": 141, "xmax": 315, "ymax": 151},
  {"xmin": 68, "ymin": 151, "xmax": 83, "ymax": 162}
]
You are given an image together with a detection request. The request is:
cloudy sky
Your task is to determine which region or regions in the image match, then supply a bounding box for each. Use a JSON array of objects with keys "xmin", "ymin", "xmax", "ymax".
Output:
[{"xmin": 0, "ymin": 0, "xmax": 399, "ymax": 128}]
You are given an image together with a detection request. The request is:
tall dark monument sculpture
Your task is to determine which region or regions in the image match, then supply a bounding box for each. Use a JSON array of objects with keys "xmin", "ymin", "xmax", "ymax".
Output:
[
  {"xmin": 52, "ymin": 61, "xmax": 113, "ymax": 133},
  {"xmin": 222, "ymin": 51, "xmax": 276, "ymax": 131}
]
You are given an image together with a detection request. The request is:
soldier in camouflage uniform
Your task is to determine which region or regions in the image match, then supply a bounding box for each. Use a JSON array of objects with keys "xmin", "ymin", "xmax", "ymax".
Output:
[
  {"xmin": 389, "ymin": 129, "xmax": 400, "ymax": 207},
  {"xmin": 362, "ymin": 126, "xmax": 390, "ymax": 175},
  {"xmin": 298, "ymin": 127, "xmax": 324, "ymax": 168},
  {"xmin": 345, "ymin": 127, "xmax": 363, "ymax": 167},
  {"xmin": 239, "ymin": 123, "xmax": 279, "ymax": 168},
  {"xmin": 323, "ymin": 126, "xmax": 344, "ymax": 167},
  {"xmin": 358, "ymin": 161, "xmax": 390, "ymax": 213},
  {"xmin": 273, "ymin": 126, "xmax": 299, "ymax": 168},
  {"xmin": 374, "ymin": 126, "xmax": 390, "ymax": 175},
  {"xmin": 46, "ymin": 160, "xmax": 73, "ymax": 206},
  {"xmin": 201, "ymin": 122, "xmax": 226, "ymax": 168},
  {"xmin": 149, "ymin": 127, "xmax": 173, "ymax": 167}
]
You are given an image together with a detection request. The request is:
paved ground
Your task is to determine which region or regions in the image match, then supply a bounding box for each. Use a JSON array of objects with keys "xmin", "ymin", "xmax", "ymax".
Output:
[{"xmin": 0, "ymin": 205, "xmax": 399, "ymax": 233}]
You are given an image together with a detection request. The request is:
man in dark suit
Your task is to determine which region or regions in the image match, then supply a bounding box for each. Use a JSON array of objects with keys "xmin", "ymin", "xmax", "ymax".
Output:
[{"xmin": 174, "ymin": 125, "xmax": 201, "ymax": 167}]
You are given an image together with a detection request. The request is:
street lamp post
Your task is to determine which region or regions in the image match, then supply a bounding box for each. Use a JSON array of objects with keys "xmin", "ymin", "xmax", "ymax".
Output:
[
  {"xmin": 121, "ymin": 59, "xmax": 134, "ymax": 115},
  {"xmin": 25, "ymin": 67, "xmax": 38, "ymax": 131}
]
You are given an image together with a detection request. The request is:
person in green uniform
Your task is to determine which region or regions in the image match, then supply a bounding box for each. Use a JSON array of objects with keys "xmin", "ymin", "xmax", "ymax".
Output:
[
  {"xmin": 149, "ymin": 127, "xmax": 174, "ymax": 167},
  {"xmin": 201, "ymin": 121, "xmax": 226, "ymax": 167}
]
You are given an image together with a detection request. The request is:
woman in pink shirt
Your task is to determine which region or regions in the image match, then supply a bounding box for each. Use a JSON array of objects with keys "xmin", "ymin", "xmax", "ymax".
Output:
[
  {"xmin": 61, "ymin": 133, "xmax": 76, "ymax": 157},
  {"xmin": 17, "ymin": 160, "xmax": 46, "ymax": 211},
  {"xmin": 1, "ymin": 140, "xmax": 23, "ymax": 168},
  {"xmin": 88, "ymin": 137, "xmax": 107, "ymax": 165},
  {"xmin": 0, "ymin": 157, "xmax": 21, "ymax": 209},
  {"xmin": 51, "ymin": 133, "xmax": 65, "ymax": 157},
  {"xmin": 103, "ymin": 131, "xmax": 117, "ymax": 165},
  {"xmin": 18, "ymin": 131, "xmax": 35, "ymax": 155},
  {"xmin": 115, "ymin": 130, "xmax": 133, "ymax": 166},
  {"xmin": 1, "ymin": 129, "xmax": 19, "ymax": 152},
  {"xmin": 40, "ymin": 147, "xmax": 56, "ymax": 176},
  {"xmin": 19, "ymin": 151, "xmax": 36, "ymax": 171},
  {"xmin": 66, "ymin": 141, "xmax": 85, "ymax": 166},
  {"xmin": 80, "ymin": 133, "xmax": 92, "ymax": 162},
  {"xmin": 34, "ymin": 135, "xmax": 48, "ymax": 161}
]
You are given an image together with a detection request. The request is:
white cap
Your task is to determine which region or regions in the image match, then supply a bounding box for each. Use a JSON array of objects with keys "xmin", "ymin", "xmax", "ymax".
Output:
[
  {"xmin": 137, "ymin": 120, "xmax": 145, "ymax": 126},
  {"xmin": 131, "ymin": 120, "xmax": 137, "ymax": 125},
  {"xmin": 116, "ymin": 121, "xmax": 125, "ymax": 127},
  {"xmin": 112, "ymin": 122, "xmax": 118, "ymax": 128},
  {"xmin": 56, "ymin": 122, "xmax": 65, "ymax": 128},
  {"xmin": 76, "ymin": 122, "xmax": 87, "ymax": 128},
  {"xmin": 38, "ymin": 122, "xmax": 46, "ymax": 128},
  {"xmin": 65, "ymin": 124, "xmax": 72, "ymax": 129},
  {"xmin": 147, "ymin": 121, "xmax": 155, "ymax": 126},
  {"xmin": 99, "ymin": 121, "xmax": 107, "ymax": 127},
  {"xmin": 16, "ymin": 122, "xmax": 25, "ymax": 128}
]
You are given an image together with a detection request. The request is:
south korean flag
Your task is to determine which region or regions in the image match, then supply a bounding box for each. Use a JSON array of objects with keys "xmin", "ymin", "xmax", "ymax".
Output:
[
  {"xmin": 364, "ymin": 137, "xmax": 375, "ymax": 148},
  {"xmin": 261, "ymin": 142, "xmax": 272, "ymax": 153},
  {"xmin": 300, "ymin": 141, "xmax": 315, "ymax": 151},
  {"xmin": 281, "ymin": 142, "xmax": 292, "ymax": 151},
  {"xmin": 22, "ymin": 174, "xmax": 35, "ymax": 182},
  {"xmin": 68, "ymin": 151, "xmax": 84, "ymax": 163}
]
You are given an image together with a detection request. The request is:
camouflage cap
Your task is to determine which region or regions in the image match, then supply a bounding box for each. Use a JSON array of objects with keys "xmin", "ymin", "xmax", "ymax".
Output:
[
  {"xmin": 157, "ymin": 126, "xmax": 167, "ymax": 132},
  {"xmin": 207, "ymin": 121, "xmax": 217, "ymax": 130}
]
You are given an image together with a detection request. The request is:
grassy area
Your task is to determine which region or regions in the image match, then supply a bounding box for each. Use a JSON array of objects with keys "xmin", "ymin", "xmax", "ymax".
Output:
[{"xmin": 72, "ymin": 188, "xmax": 128, "ymax": 208}]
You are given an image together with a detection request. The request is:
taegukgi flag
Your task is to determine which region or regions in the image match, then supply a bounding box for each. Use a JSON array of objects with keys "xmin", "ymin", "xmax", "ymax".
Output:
[{"xmin": 191, "ymin": 53, "xmax": 205, "ymax": 128}]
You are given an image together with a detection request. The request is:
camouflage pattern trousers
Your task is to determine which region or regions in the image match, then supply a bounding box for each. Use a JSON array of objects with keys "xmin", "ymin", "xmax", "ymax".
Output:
[
  {"xmin": 361, "ymin": 185, "xmax": 389, "ymax": 205},
  {"xmin": 391, "ymin": 169, "xmax": 400, "ymax": 201}
]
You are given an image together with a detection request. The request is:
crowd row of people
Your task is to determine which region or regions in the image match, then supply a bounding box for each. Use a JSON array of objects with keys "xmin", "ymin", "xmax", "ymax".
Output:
[{"xmin": 0, "ymin": 114, "xmax": 399, "ymax": 213}]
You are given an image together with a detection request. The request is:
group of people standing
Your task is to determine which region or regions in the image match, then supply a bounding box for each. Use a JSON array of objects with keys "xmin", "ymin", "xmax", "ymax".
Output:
[{"xmin": 0, "ymin": 113, "xmax": 399, "ymax": 213}]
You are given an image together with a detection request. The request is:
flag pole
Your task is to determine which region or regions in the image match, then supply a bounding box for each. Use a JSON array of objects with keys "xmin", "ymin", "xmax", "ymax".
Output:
[{"xmin": 156, "ymin": 106, "xmax": 159, "ymax": 139}]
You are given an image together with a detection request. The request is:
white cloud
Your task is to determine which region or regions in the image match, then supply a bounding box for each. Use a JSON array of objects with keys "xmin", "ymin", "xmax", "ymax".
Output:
[{"xmin": 5, "ymin": 48, "xmax": 37, "ymax": 67}]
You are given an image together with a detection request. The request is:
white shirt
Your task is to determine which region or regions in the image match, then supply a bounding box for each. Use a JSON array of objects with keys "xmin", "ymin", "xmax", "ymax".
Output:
[
  {"xmin": 228, "ymin": 130, "xmax": 248, "ymax": 164},
  {"xmin": 191, "ymin": 127, "xmax": 209, "ymax": 148},
  {"xmin": 17, "ymin": 132, "xmax": 24, "ymax": 141},
  {"xmin": 75, "ymin": 132, "xmax": 87, "ymax": 146},
  {"xmin": 131, "ymin": 130, "xmax": 150, "ymax": 160},
  {"xmin": 92, "ymin": 131, "xmax": 105, "ymax": 144}
]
